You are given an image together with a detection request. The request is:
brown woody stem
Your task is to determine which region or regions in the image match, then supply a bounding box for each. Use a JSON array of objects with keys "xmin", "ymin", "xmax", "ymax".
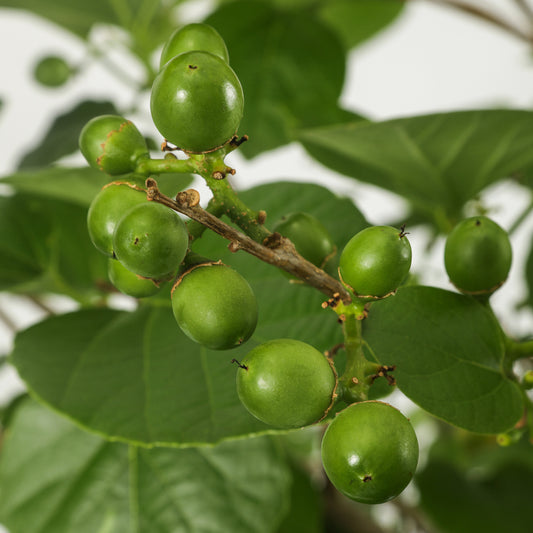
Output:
[{"xmin": 144, "ymin": 178, "xmax": 352, "ymax": 302}]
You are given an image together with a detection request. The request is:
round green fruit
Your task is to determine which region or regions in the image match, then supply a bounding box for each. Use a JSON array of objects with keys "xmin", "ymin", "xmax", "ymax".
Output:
[
  {"xmin": 87, "ymin": 180, "xmax": 148, "ymax": 257},
  {"xmin": 108, "ymin": 258, "xmax": 161, "ymax": 298},
  {"xmin": 150, "ymin": 51, "xmax": 244, "ymax": 153},
  {"xmin": 171, "ymin": 263, "xmax": 257, "ymax": 350},
  {"xmin": 33, "ymin": 55, "xmax": 71, "ymax": 87},
  {"xmin": 321, "ymin": 401, "xmax": 419, "ymax": 504},
  {"xmin": 444, "ymin": 215, "xmax": 512, "ymax": 295},
  {"xmin": 339, "ymin": 226, "xmax": 412, "ymax": 298},
  {"xmin": 113, "ymin": 202, "xmax": 189, "ymax": 279},
  {"xmin": 79, "ymin": 115, "xmax": 149, "ymax": 175},
  {"xmin": 159, "ymin": 23, "xmax": 229, "ymax": 68},
  {"xmin": 236, "ymin": 339, "xmax": 337, "ymax": 428},
  {"xmin": 273, "ymin": 212, "xmax": 335, "ymax": 268}
]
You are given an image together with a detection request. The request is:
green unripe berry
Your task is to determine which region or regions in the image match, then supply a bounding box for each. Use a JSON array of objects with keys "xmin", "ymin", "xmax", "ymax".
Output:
[
  {"xmin": 108, "ymin": 258, "xmax": 161, "ymax": 298},
  {"xmin": 159, "ymin": 23, "xmax": 229, "ymax": 69},
  {"xmin": 150, "ymin": 51, "xmax": 244, "ymax": 153},
  {"xmin": 339, "ymin": 226, "xmax": 412, "ymax": 298},
  {"xmin": 33, "ymin": 55, "xmax": 72, "ymax": 87},
  {"xmin": 444, "ymin": 215, "xmax": 512, "ymax": 295},
  {"xmin": 273, "ymin": 212, "xmax": 336, "ymax": 269},
  {"xmin": 321, "ymin": 401, "xmax": 419, "ymax": 504},
  {"xmin": 171, "ymin": 263, "xmax": 258, "ymax": 350},
  {"xmin": 236, "ymin": 339, "xmax": 337, "ymax": 428},
  {"xmin": 113, "ymin": 202, "xmax": 189, "ymax": 280},
  {"xmin": 87, "ymin": 181, "xmax": 148, "ymax": 257},
  {"xmin": 79, "ymin": 115, "xmax": 149, "ymax": 175}
]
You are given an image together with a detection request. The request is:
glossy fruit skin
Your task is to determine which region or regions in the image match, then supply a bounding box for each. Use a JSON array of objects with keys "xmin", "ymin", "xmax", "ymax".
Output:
[
  {"xmin": 113, "ymin": 202, "xmax": 189, "ymax": 280},
  {"xmin": 236, "ymin": 339, "xmax": 336, "ymax": 428},
  {"xmin": 444, "ymin": 216, "xmax": 512, "ymax": 294},
  {"xmin": 273, "ymin": 212, "xmax": 335, "ymax": 268},
  {"xmin": 108, "ymin": 258, "xmax": 161, "ymax": 298},
  {"xmin": 159, "ymin": 23, "xmax": 229, "ymax": 68},
  {"xmin": 87, "ymin": 181, "xmax": 148, "ymax": 257},
  {"xmin": 339, "ymin": 226, "xmax": 412, "ymax": 298},
  {"xmin": 33, "ymin": 55, "xmax": 71, "ymax": 87},
  {"xmin": 171, "ymin": 263, "xmax": 257, "ymax": 350},
  {"xmin": 79, "ymin": 115, "xmax": 149, "ymax": 175},
  {"xmin": 150, "ymin": 51, "xmax": 244, "ymax": 153},
  {"xmin": 321, "ymin": 401, "xmax": 419, "ymax": 504}
]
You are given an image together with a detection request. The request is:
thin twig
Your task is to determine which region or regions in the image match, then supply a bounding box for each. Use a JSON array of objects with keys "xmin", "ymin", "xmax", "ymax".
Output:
[
  {"xmin": 514, "ymin": 0, "xmax": 533, "ymax": 26},
  {"xmin": 401, "ymin": 0, "xmax": 533, "ymax": 44},
  {"xmin": 145, "ymin": 179, "xmax": 352, "ymax": 303},
  {"xmin": 0, "ymin": 306, "xmax": 17, "ymax": 333}
]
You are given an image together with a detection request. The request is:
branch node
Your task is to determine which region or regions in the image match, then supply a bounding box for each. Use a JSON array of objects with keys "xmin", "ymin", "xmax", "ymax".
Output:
[
  {"xmin": 176, "ymin": 189, "xmax": 200, "ymax": 207},
  {"xmin": 263, "ymin": 232, "xmax": 283, "ymax": 249},
  {"xmin": 228, "ymin": 241, "xmax": 241, "ymax": 253}
]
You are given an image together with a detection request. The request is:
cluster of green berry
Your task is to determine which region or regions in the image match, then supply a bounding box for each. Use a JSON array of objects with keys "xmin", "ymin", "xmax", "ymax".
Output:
[
  {"xmin": 80, "ymin": 24, "xmax": 257, "ymax": 351},
  {"xmin": 79, "ymin": 22, "xmax": 516, "ymax": 506}
]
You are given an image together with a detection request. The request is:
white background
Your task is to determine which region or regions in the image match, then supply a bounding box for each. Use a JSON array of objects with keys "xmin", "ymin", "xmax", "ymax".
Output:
[{"xmin": 0, "ymin": 0, "xmax": 533, "ymax": 530}]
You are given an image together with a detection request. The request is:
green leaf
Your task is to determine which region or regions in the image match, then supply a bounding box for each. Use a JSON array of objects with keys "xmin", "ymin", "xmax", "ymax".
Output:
[
  {"xmin": 0, "ymin": 194, "xmax": 108, "ymax": 298},
  {"xmin": 299, "ymin": 110, "xmax": 533, "ymax": 221},
  {"xmin": 206, "ymin": 1, "xmax": 360, "ymax": 158},
  {"xmin": 0, "ymin": 399, "xmax": 291, "ymax": 533},
  {"xmin": 2, "ymin": 166, "xmax": 193, "ymax": 208},
  {"xmin": 0, "ymin": 195, "xmax": 51, "ymax": 291},
  {"xmin": 0, "ymin": 0, "xmax": 175, "ymax": 49},
  {"xmin": 18, "ymin": 100, "xmax": 118, "ymax": 169},
  {"xmin": 11, "ymin": 182, "xmax": 366, "ymax": 445},
  {"xmin": 416, "ymin": 435, "xmax": 533, "ymax": 533},
  {"xmin": 2, "ymin": 167, "xmax": 110, "ymax": 207},
  {"xmin": 363, "ymin": 286, "xmax": 523, "ymax": 433},
  {"xmin": 317, "ymin": 0, "xmax": 405, "ymax": 50}
]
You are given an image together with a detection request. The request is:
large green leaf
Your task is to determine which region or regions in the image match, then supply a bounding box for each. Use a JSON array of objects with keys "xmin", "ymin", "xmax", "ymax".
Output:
[
  {"xmin": 18, "ymin": 100, "xmax": 118, "ymax": 170},
  {"xmin": 363, "ymin": 286, "xmax": 523, "ymax": 433},
  {"xmin": 0, "ymin": 194, "xmax": 108, "ymax": 298},
  {"xmin": 10, "ymin": 182, "xmax": 366, "ymax": 444},
  {"xmin": 318, "ymin": 0, "xmax": 404, "ymax": 49},
  {"xmin": 0, "ymin": 0, "xmax": 176, "ymax": 50},
  {"xmin": 0, "ymin": 195, "xmax": 51, "ymax": 291},
  {"xmin": 299, "ymin": 110, "xmax": 533, "ymax": 221},
  {"xmin": 416, "ymin": 433, "xmax": 533, "ymax": 533},
  {"xmin": 206, "ymin": 1, "xmax": 361, "ymax": 158},
  {"xmin": 1, "ymin": 167, "xmax": 110, "ymax": 207},
  {"xmin": 1, "ymin": 166, "xmax": 193, "ymax": 208},
  {"xmin": 0, "ymin": 399, "xmax": 291, "ymax": 533}
]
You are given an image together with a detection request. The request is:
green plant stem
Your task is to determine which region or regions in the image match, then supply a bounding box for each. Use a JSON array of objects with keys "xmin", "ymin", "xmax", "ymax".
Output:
[
  {"xmin": 339, "ymin": 314, "xmax": 372, "ymax": 402},
  {"xmin": 203, "ymin": 175, "xmax": 270, "ymax": 243},
  {"xmin": 508, "ymin": 194, "xmax": 533, "ymax": 235},
  {"xmin": 135, "ymin": 156, "xmax": 194, "ymax": 175},
  {"xmin": 506, "ymin": 338, "xmax": 533, "ymax": 361}
]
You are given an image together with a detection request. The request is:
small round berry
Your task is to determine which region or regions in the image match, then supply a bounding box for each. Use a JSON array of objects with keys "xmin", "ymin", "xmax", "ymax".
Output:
[
  {"xmin": 236, "ymin": 339, "xmax": 337, "ymax": 428},
  {"xmin": 87, "ymin": 180, "xmax": 148, "ymax": 257},
  {"xmin": 321, "ymin": 401, "xmax": 419, "ymax": 504},
  {"xmin": 33, "ymin": 55, "xmax": 72, "ymax": 87},
  {"xmin": 273, "ymin": 212, "xmax": 336, "ymax": 269},
  {"xmin": 171, "ymin": 263, "xmax": 257, "ymax": 350},
  {"xmin": 79, "ymin": 115, "xmax": 149, "ymax": 175},
  {"xmin": 108, "ymin": 258, "xmax": 161, "ymax": 298},
  {"xmin": 113, "ymin": 202, "xmax": 189, "ymax": 280},
  {"xmin": 339, "ymin": 226, "xmax": 412, "ymax": 298},
  {"xmin": 159, "ymin": 23, "xmax": 229, "ymax": 68},
  {"xmin": 444, "ymin": 215, "xmax": 512, "ymax": 295},
  {"xmin": 150, "ymin": 51, "xmax": 243, "ymax": 153}
]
